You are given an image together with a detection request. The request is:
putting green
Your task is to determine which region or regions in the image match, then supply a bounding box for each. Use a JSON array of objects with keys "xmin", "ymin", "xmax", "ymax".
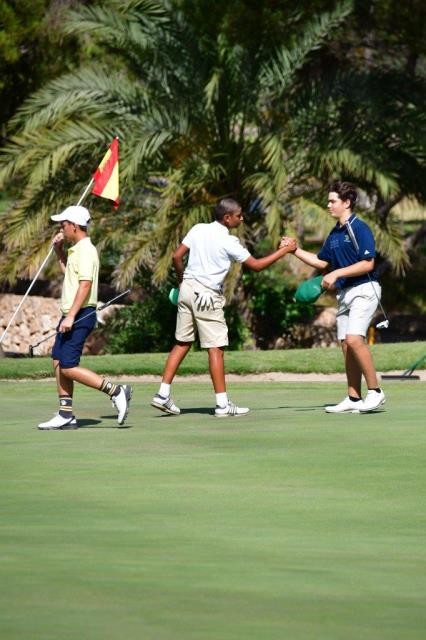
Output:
[{"xmin": 1, "ymin": 381, "xmax": 425, "ymax": 639}]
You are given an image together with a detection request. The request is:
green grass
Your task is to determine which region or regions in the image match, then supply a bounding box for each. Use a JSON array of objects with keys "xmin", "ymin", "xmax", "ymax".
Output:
[
  {"xmin": 1, "ymin": 341, "xmax": 425, "ymax": 378},
  {"xmin": 1, "ymin": 381, "xmax": 425, "ymax": 639}
]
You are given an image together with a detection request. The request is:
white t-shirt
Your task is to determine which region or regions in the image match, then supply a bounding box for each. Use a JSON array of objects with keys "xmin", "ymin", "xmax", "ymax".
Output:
[{"xmin": 182, "ymin": 221, "xmax": 251, "ymax": 290}]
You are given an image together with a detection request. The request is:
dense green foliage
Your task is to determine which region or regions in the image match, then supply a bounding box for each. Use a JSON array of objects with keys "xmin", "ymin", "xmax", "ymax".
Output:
[
  {"xmin": 105, "ymin": 294, "xmax": 177, "ymax": 353},
  {"xmin": 0, "ymin": 0, "xmax": 80, "ymax": 130},
  {"xmin": 99, "ymin": 269, "xmax": 315, "ymax": 352},
  {"xmin": 0, "ymin": 0, "xmax": 424, "ymax": 348},
  {"xmin": 243, "ymin": 270, "xmax": 316, "ymax": 348},
  {"xmin": 0, "ymin": 0, "xmax": 424, "ymax": 289}
]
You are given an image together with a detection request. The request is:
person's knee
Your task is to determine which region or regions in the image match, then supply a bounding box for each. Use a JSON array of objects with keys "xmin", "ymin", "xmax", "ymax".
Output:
[
  {"xmin": 208, "ymin": 346, "xmax": 224, "ymax": 358},
  {"xmin": 345, "ymin": 334, "xmax": 364, "ymax": 349},
  {"xmin": 60, "ymin": 366, "xmax": 78, "ymax": 379}
]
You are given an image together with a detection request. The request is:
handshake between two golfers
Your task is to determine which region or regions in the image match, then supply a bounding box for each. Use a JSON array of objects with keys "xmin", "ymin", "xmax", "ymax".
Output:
[{"xmin": 279, "ymin": 235, "xmax": 339, "ymax": 292}]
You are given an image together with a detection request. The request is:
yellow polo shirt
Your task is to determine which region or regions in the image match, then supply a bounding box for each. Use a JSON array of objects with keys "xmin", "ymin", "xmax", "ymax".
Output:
[{"xmin": 61, "ymin": 237, "xmax": 99, "ymax": 314}]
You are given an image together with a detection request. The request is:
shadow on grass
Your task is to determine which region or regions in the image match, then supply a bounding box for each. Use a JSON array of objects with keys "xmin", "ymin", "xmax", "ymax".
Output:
[
  {"xmin": 96, "ymin": 415, "xmax": 133, "ymax": 429},
  {"xmin": 181, "ymin": 407, "xmax": 214, "ymax": 416},
  {"xmin": 262, "ymin": 405, "xmax": 325, "ymax": 411},
  {"xmin": 77, "ymin": 418, "xmax": 105, "ymax": 428},
  {"xmin": 151, "ymin": 407, "xmax": 213, "ymax": 417}
]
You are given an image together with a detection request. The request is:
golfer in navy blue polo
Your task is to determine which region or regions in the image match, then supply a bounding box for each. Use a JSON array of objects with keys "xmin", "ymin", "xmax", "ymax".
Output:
[{"xmin": 283, "ymin": 181, "xmax": 385, "ymax": 413}]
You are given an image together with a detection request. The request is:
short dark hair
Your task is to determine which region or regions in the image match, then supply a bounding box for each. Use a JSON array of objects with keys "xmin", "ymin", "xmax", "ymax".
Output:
[
  {"xmin": 214, "ymin": 198, "xmax": 241, "ymax": 221},
  {"xmin": 329, "ymin": 181, "xmax": 358, "ymax": 210}
]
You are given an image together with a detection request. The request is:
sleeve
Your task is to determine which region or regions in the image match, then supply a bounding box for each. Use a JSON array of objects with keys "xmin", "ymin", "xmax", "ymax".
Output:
[
  {"xmin": 224, "ymin": 236, "xmax": 251, "ymax": 263},
  {"xmin": 77, "ymin": 248, "xmax": 96, "ymax": 281},
  {"xmin": 181, "ymin": 225, "xmax": 197, "ymax": 248},
  {"xmin": 317, "ymin": 234, "xmax": 332, "ymax": 263},
  {"xmin": 355, "ymin": 222, "xmax": 376, "ymax": 259}
]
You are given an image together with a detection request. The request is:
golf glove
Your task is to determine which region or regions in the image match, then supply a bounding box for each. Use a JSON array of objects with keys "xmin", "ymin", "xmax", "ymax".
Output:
[{"xmin": 195, "ymin": 291, "xmax": 215, "ymax": 311}]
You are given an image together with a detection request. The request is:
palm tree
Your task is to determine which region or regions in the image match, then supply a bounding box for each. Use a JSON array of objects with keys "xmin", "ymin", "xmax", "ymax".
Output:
[{"xmin": 0, "ymin": 0, "xmax": 423, "ymax": 293}]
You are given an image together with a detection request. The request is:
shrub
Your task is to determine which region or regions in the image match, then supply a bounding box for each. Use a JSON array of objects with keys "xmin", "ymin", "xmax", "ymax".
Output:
[
  {"xmin": 243, "ymin": 270, "xmax": 315, "ymax": 349},
  {"xmin": 104, "ymin": 289, "xmax": 177, "ymax": 354}
]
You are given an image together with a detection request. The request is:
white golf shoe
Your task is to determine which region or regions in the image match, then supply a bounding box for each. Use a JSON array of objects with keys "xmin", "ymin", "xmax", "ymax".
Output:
[
  {"xmin": 112, "ymin": 385, "xmax": 133, "ymax": 426},
  {"xmin": 151, "ymin": 394, "xmax": 181, "ymax": 415},
  {"xmin": 38, "ymin": 414, "xmax": 78, "ymax": 430},
  {"xmin": 359, "ymin": 389, "xmax": 386, "ymax": 412},
  {"xmin": 215, "ymin": 401, "xmax": 250, "ymax": 417},
  {"xmin": 325, "ymin": 396, "xmax": 364, "ymax": 413}
]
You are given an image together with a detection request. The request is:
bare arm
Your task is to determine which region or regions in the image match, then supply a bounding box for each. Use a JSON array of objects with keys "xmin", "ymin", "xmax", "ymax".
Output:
[
  {"xmin": 172, "ymin": 243, "xmax": 189, "ymax": 283},
  {"xmin": 59, "ymin": 280, "xmax": 92, "ymax": 332},
  {"xmin": 281, "ymin": 236, "xmax": 375, "ymax": 290},
  {"xmin": 52, "ymin": 231, "xmax": 67, "ymax": 274},
  {"xmin": 293, "ymin": 247, "xmax": 329, "ymax": 270},
  {"xmin": 322, "ymin": 259, "xmax": 375, "ymax": 289},
  {"xmin": 243, "ymin": 238, "xmax": 297, "ymax": 272}
]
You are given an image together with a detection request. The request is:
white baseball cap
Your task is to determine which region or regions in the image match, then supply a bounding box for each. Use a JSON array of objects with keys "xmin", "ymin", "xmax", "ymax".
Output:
[{"xmin": 51, "ymin": 205, "xmax": 91, "ymax": 226}]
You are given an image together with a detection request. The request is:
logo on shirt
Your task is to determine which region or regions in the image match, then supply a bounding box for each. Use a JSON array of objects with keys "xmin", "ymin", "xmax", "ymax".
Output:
[
  {"xmin": 344, "ymin": 234, "xmax": 352, "ymax": 243},
  {"xmin": 364, "ymin": 249, "xmax": 370, "ymax": 255}
]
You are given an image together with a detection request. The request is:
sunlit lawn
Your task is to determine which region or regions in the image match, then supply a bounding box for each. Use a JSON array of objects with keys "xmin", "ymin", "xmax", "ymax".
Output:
[
  {"xmin": 0, "ymin": 341, "xmax": 425, "ymax": 378},
  {"xmin": 1, "ymin": 380, "xmax": 425, "ymax": 639}
]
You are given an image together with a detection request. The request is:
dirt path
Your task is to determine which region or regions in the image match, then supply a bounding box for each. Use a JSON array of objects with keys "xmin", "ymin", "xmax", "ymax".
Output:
[{"xmin": 6, "ymin": 371, "xmax": 425, "ymax": 383}]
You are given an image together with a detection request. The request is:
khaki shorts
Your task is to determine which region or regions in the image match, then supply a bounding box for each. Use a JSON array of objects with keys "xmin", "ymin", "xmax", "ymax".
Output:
[
  {"xmin": 336, "ymin": 281, "xmax": 381, "ymax": 340},
  {"xmin": 175, "ymin": 279, "xmax": 228, "ymax": 348}
]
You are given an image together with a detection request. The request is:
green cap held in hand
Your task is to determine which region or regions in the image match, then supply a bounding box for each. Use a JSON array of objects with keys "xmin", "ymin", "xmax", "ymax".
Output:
[
  {"xmin": 294, "ymin": 276, "xmax": 324, "ymax": 303},
  {"xmin": 168, "ymin": 287, "xmax": 179, "ymax": 306}
]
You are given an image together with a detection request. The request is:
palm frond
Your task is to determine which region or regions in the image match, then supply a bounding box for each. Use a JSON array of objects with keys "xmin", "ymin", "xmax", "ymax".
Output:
[
  {"xmin": 363, "ymin": 213, "xmax": 410, "ymax": 276},
  {"xmin": 10, "ymin": 67, "xmax": 146, "ymax": 134},
  {"xmin": 64, "ymin": 0, "xmax": 168, "ymax": 50},
  {"xmin": 318, "ymin": 149, "xmax": 400, "ymax": 199},
  {"xmin": 244, "ymin": 134, "xmax": 289, "ymax": 241},
  {"xmin": 259, "ymin": 0, "xmax": 353, "ymax": 99},
  {"xmin": 204, "ymin": 70, "xmax": 221, "ymax": 111}
]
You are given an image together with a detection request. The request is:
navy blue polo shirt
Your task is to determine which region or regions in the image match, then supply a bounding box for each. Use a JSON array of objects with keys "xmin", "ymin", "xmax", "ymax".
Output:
[{"xmin": 318, "ymin": 214, "xmax": 378, "ymax": 290}]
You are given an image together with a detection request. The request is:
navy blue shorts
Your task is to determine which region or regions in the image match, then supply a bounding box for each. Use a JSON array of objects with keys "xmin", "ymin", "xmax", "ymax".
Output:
[{"xmin": 52, "ymin": 307, "xmax": 97, "ymax": 368}]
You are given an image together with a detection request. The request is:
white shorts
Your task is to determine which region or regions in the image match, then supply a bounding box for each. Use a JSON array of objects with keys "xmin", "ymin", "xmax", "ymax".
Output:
[
  {"xmin": 336, "ymin": 281, "xmax": 381, "ymax": 340},
  {"xmin": 175, "ymin": 279, "xmax": 228, "ymax": 348}
]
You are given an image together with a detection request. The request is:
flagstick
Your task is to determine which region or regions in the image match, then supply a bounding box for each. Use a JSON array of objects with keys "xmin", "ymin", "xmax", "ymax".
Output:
[
  {"xmin": 0, "ymin": 177, "xmax": 95, "ymax": 346},
  {"xmin": 76, "ymin": 178, "xmax": 94, "ymax": 205}
]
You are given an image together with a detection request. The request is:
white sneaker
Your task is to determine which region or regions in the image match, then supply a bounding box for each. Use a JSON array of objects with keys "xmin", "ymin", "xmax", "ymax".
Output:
[
  {"xmin": 151, "ymin": 394, "xmax": 180, "ymax": 415},
  {"xmin": 359, "ymin": 389, "xmax": 386, "ymax": 412},
  {"xmin": 38, "ymin": 414, "xmax": 78, "ymax": 430},
  {"xmin": 112, "ymin": 385, "xmax": 133, "ymax": 426},
  {"xmin": 215, "ymin": 401, "xmax": 250, "ymax": 417},
  {"xmin": 325, "ymin": 396, "xmax": 363, "ymax": 413}
]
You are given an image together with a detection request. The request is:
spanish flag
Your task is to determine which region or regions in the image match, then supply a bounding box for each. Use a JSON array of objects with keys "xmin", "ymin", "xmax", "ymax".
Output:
[{"xmin": 92, "ymin": 137, "xmax": 119, "ymax": 208}]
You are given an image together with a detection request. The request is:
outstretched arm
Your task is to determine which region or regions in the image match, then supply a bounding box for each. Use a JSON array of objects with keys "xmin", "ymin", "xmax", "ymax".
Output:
[
  {"xmin": 279, "ymin": 237, "xmax": 329, "ymax": 270},
  {"xmin": 294, "ymin": 247, "xmax": 328, "ymax": 270},
  {"xmin": 243, "ymin": 238, "xmax": 297, "ymax": 272}
]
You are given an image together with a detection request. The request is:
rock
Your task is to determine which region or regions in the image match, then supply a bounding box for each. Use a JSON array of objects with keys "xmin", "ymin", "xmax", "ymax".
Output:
[
  {"xmin": 313, "ymin": 307, "xmax": 337, "ymax": 328},
  {"xmin": 0, "ymin": 294, "xmax": 122, "ymax": 356}
]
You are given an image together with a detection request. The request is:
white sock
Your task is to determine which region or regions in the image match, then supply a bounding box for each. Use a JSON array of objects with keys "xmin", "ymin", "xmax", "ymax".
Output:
[
  {"xmin": 216, "ymin": 392, "xmax": 228, "ymax": 408},
  {"xmin": 159, "ymin": 382, "xmax": 171, "ymax": 398}
]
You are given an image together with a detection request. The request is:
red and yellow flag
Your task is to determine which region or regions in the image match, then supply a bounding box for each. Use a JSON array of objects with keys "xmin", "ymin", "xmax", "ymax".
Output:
[{"xmin": 92, "ymin": 137, "xmax": 119, "ymax": 208}]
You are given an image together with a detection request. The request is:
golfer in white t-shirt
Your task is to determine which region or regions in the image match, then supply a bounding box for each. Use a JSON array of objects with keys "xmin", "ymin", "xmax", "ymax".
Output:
[{"xmin": 152, "ymin": 198, "xmax": 297, "ymax": 417}]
